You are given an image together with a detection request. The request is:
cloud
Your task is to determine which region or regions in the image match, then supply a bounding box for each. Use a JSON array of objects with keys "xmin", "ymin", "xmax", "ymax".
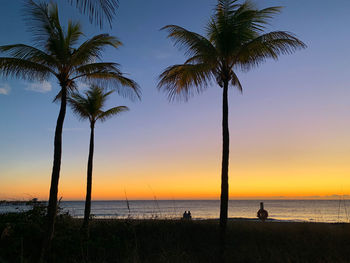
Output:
[
  {"xmin": 26, "ymin": 81, "xmax": 52, "ymax": 93},
  {"xmin": 0, "ymin": 84, "xmax": 10, "ymax": 95}
]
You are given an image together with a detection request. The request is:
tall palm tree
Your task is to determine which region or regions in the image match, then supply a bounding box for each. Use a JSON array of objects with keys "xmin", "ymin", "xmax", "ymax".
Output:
[
  {"xmin": 68, "ymin": 86, "xmax": 129, "ymax": 233},
  {"xmin": 158, "ymin": 0, "xmax": 306, "ymax": 234},
  {"xmin": 0, "ymin": 1, "xmax": 140, "ymax": 259}
]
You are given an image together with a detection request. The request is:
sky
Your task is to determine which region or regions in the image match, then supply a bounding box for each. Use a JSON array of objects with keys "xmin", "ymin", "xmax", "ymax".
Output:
[{"xmin": 0, "ymin": 0, "xmax": 350, "ymax": 200}]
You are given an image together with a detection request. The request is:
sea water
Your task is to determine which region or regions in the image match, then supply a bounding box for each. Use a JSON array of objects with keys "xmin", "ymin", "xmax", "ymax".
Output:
[{"xmin": 1, "ymin": 200, "xmax": 350, "ymax": 223}]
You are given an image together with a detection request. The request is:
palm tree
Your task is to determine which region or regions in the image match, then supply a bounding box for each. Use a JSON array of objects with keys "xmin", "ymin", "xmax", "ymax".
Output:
[
  {"xmin": 158, "ymin": 0, "xmax": 305, "ymax": 234},
  {"xmin": 68, "ymin": 86, "xmax": 128, "ymax": 234},
  {"xmin": 0, "ymin": 1, "xmax": 140, "ymax": 259}
]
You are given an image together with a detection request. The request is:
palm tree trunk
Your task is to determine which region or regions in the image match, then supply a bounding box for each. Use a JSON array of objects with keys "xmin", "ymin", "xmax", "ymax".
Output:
[
  {"xmin": 220, "ymin": 81, "xmax": 229, "ymax": 232},
  {"xmin": 41, "ymin": 85, "xmax": 67, "ymax": 262},
  {"xmin": 219, "ymin": 80, "xmax": 230, "ymax": 262},
  {"xmin": 82, "ymin": 121, "xmax": 95, "ymax": 234}
]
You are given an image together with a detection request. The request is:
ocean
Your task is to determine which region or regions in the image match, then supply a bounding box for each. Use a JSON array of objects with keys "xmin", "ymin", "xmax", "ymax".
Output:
[{"xmin": 1, "ymin": 200, "xmax": 350, "ymax": 223}]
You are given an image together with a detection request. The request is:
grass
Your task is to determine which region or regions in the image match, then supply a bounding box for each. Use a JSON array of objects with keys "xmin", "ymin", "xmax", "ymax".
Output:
[{"xmin": 1, "ymin": 209, "xmax": 350, "ymax": 262}]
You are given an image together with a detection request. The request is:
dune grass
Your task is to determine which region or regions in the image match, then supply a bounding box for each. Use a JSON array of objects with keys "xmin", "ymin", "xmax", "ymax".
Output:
[{"xmin": 1, "ymin": 209, "xmax": 350, "ymax": 263}]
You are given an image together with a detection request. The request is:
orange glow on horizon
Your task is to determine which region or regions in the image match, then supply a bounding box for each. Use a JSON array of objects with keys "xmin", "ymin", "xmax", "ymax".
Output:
[
  {"xmin": 2, "ymin": 167, "xmax": 349, "ymax": 200},
  {"xmin": 1, "ymin": 127, "xmax": 350, "ymax": 201}
]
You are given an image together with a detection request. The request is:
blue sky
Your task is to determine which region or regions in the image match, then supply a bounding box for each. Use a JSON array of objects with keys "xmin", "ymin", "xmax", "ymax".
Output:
[{"xmin": 0, "ymin": 0, "xmax": 350, "ymax": 200}]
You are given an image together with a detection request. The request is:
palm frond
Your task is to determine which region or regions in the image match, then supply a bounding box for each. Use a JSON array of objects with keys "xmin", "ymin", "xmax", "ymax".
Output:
[
  {"xmin": 0, "ymin": 44, "xmax": 58, "ymax": 68},
  {"xmin": 230, "ymin": 70, "xmax": 242, "ymax": 92},
  {"xmin": 73, "ymin": 62, "xmax": 120, "ymax": 76},
  {"xmin": 97, "ymin": 106, "xmax": 129, "ymax": 122},
  {"xmin": 66, "ymin": 20, "xmax": 83, "ymax": 48},
  {"xmin": 216, "ymin": 0, "xmax": 240, "ymax": 19},
  {"xmin": 23, "ymin": 1, "xmax": 63, "ymax": 48},
  {"xmin": 85, "ymin": 85, "xmax": 105, "ymax": 111},
  {"xmin": 253, "ymin": 6, "xmax": 283, "ymax": 26},
  {"xmin": 68, "ymin": 92, "xmax": 91, "ymax": 120},
  {"xmin": 158, "ymin": 63, "xmax": 213, "ymax": 101},
  {"xmin": 0, "ymin": 57, "xmax": 53, "ymax": 81},
  {"xmin": 78, "ymin": 70, "xmax": 141, "ymax": 101},
  {"xmin": 68, "ymin": 0, "xmax": 119, "ymax": 28},
  {"xmin": 235, "ymin": 6, "xmax": 283, "ymax": 33},
  {"xmin": 23, "ymin": 1, "xmax": 51, "ymax": 42},
  {"xmin": 214, "ymin": 0, "xmax": 245, "ymax": 36},
  {"xmin": 71, "ymin": 34, "xmax": 121, "ymax": 65},
  {"xmin": 161, "ymin": 25, "xmax": 217, "ymax": 61},
  {"xmin": 209, "ymin": 1, "xmax": 284, "ymax": 57},
  {"xmin": 235, "ymin": 31, "xmax": 307, "ymax": 70}
]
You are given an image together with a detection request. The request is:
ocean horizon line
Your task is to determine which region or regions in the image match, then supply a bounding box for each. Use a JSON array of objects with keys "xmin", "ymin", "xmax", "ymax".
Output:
[{"xmin": 3, "ymin": 198, "xmax": 350, "ymax": 202}]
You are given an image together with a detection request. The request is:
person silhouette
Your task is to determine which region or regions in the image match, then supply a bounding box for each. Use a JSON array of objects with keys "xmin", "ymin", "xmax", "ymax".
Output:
[
  {"xmin": 257, "ymin": 202, "xmax": 268, "ymax": 222},
  {"xmin": 187, "ymin": 210, "xmax": 192, "ymax": 219},
  {"xmin": 183, "ymin": 211, "xmax": 188, "ymax": 219}
]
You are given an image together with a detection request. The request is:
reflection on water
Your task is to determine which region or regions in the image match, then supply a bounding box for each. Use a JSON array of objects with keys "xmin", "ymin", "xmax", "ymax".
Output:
[{"xmin": 1, "ymin": 200, "xmax": 350, "ymax": 223}]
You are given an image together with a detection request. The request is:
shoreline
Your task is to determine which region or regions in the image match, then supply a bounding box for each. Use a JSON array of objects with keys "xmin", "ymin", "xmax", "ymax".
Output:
[
  {"xmin": 2, "ymin": 198, "xmax": 350, "ymax": 224},
  {"xmin": 63, "ymin": 216, "xmax": 350, "ymax": 224},
  {"xmin": 1, "ymin": 210, "xmax": 349, "ymax": 224}
]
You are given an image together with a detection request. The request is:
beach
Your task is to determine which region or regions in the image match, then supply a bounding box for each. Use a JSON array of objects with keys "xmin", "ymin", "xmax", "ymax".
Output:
[
  {"xmin": 2, "ymin": 199, "xmax": 350, "ymax": 223},
  {"xmin": 1, "ymin": 210, "xmax": 349, "ymax": 262}
]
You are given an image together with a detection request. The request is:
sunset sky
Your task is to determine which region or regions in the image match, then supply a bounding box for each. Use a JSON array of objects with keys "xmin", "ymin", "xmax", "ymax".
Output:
[{"xmin": 0, "ymin": 0, "xmax": 350, "ymax": 200}]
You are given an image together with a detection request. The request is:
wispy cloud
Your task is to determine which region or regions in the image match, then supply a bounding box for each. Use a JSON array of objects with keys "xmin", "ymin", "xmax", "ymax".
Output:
[
  {"xmin": 0, "ymin": 84, "xmax": 10, "ymax": 95},
  {"xmin": 26, "ymin": 81, "xmax": 52, "ymax": 93}
]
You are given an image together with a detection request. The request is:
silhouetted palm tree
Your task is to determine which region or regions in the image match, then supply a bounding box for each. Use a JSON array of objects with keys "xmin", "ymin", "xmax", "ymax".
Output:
[
  {"xmin": 68, "ymin": 86, "xmax": 128, "ymax": 234},
  {"xmin": 0, "ymin": 1, "xmax": 140, "ymax": 260},
  {"xmin": 158, "ymin": 0, "xmax": 305, "ymax": 234}
]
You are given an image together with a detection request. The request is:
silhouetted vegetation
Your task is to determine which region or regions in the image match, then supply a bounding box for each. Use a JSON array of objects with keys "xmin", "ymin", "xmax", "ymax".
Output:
[
  {"xmin": 1, "ymin": 209, "xmax": 350, "ymax": 263},
  {"xmin": 0, "ymin": 198, "xmax": 44, "ymax": 206}
]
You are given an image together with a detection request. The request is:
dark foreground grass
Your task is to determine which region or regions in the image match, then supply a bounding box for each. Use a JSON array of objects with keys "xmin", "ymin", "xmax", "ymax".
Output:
[{"xmin": 1, "ymin": 211, "xmax": 350, "ymax": 263}]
